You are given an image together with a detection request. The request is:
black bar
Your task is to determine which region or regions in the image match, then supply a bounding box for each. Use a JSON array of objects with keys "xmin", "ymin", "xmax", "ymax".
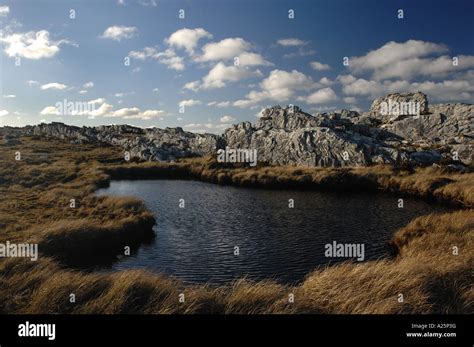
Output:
[{"xmin": 0, "ymin": 314, "xmax": 471, "ymax": 346}]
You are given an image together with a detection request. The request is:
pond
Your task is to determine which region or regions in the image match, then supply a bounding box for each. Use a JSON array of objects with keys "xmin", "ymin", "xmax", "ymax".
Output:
[{"xmin": 96, "ymin": 180, "xmax": 451, "ymax": 285}]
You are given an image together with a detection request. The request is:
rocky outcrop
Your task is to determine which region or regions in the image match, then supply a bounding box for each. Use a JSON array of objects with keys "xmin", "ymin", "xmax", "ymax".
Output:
[
  {"xmin": 369, "ymin": 92, "xmax": 429, "ymax": 121},
  {"xmin": 2, "ymin": 93, "xmax": 472, "ymax": 167},
  {"xmin": 17, "ymin": 122, "xmax": 222, "ymax": 161},
  {"xmin": 224, "ymin": 106, "xmax": 402, "ymax": 167}
]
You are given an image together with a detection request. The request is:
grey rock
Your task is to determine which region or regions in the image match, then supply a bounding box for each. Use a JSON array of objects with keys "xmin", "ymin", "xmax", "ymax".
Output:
[{"xmin": 2, "ymin": 93, "xmax": 472, "ymax": 167}]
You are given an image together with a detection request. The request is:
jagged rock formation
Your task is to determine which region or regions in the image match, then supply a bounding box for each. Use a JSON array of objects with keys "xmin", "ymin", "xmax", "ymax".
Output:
[
  {"xmin": 2, "ymin": 93, "xmax": 472, "ymax": 167},
  {"xmin": 20, "ymin": 123, "xmax": 223, "ymax": 161}
]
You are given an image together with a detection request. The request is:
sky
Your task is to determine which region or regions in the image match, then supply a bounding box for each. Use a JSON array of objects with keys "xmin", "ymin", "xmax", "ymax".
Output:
[{"xmin": 0, "ymin": 0, "xmax": 473, "ymax": 133}]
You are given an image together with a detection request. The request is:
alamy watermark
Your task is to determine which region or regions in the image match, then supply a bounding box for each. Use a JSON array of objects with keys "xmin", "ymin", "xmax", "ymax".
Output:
[
  {"xmin": 18, "ymin": 321, "xmax": 55, "ymax": 341},
  {"xmin": 217, "ymin": 147, "xmax": 258, "ymax": 167},
  {"xmin": 54, "ymin": 99, "xmax": 97, "ymax": 116},
  {"xmin": 0, "ymin": 241, "xmax": 38, "ymax": 261},
  {"xmin": 379, "ymin": 100, "xmax": 420, "ymax": 116},
  {"xmin": 325, "ymin": 241, "xmax": 365, "ymax": 261}
]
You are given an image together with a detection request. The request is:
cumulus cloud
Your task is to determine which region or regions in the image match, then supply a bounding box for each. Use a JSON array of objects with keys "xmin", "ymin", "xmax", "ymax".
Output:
[
  {"xmin": 179, "ymin": 99, "xmax": 202, "ymax": 107},
  {"xmin": 234, "ymin": 69, "xmax": 317, "ymax": 107},
  {"xmin": 196, "ymin": 38, "xmax": 251, "ymax": 62},
  {"xmin": 40, "ymin": 82, "xmax": 68, "ymax": 90},
  {"xmin": 83, "ymin": 81, "xmax": 94, "ymax": 89},
  {"xmin": 220, "ymin": 115, "xmax": 236, "ymax": 123},
  {"xmin": 0, "ymin": 5, "xmax": 10, "ymax": 16},
  {"xmin": 347, "ymin": 40, "xmax": 456, "ymax": 80},
  {"xmin": 202, "ymin": 62, "xmax": 260, "ymax": 89},
  {"xmin": 338, "ymin": 73, "xmax": 474, "ymax": 102},
  {"xmin": 300, "ymin": 87, "xmax": 338, "ymax": 104},
  {"xmin": 208, "ymin": 101, "xmax": 230, "ymax": 108},
  {"xmin": 129, "ymin": 47, "xmax": 184, "ymax": 70},
  {"xmin": 0, "ymin": 110, "xmax": 9, "ymax": 117},
  {"xmin": 237, "ymin": 52, "xmax": 272, "ymax": 66},
  {"xmin": 184, "ymin": 62, "xmax": 261, "ymax": 90},
  {"xmin": 40, "ymin": 106, "xmax": 61, "ymax": 116},
  {"xmin": 183, "ymin": 80, "xmax": 201, "ymax": 92},
  {"xmin": 310, "ymin": 61, "xmax": 331, "ymax": 71},
  {"xmin": 111, "ymin": 107, "xmax": 165, "ymax": 120},
  {"xmin": 167, "ymin": 28, "xmax": 212, "ymax": 54},
  {"xmin": 277, "ymin": 38, "xmax": 307, "ymax": 47},
  {"xmin": 40, "ymin": 97, "xmax": 166, "ymax": 120},
  {"xmin": 334, "ymin": 40, "xmax": 474, "ymax": 103},
  {"xmin": 101, "ymin": 25, "xmax": 138, "ymax": 41},
  {"xmin": 154, "ymin": 49, "xmax": 185, "ymax": 70},
  {"xmin": 0, "ymin": 30, "xmax": 71, "ymax": 59}
]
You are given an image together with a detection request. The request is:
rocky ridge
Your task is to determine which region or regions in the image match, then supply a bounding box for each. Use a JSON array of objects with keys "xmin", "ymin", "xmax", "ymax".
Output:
[{"xmin": 2, "ymin": 92, "xmax": 472, "ymax": 167}]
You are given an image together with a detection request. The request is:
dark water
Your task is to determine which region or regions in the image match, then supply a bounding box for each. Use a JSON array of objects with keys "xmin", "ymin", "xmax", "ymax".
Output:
[{"xmin": 96, "ymin": 180, "xmax": 450, "ymax": 285}]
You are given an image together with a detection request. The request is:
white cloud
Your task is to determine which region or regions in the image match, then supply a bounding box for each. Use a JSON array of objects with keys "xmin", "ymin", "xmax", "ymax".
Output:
[
  {"xmin": 234, "ymin": 69, "xmax": 317, "ymax": 107},
  {"xmin": 155, "ymin": 49, "xmax": 185, "ymax": 70},
  {"xmin": 0, "ymin": 30, "xmax": 69, "ymax": 59},
  {"xmin": 237, "ymin": 52, "xmax": 272, "ymax": 66},
  {"xmin": 40, "ymin": 82, "xmax": 68, "ymax": 90},
  {"xmin": 138, "ymin": 0, "xmax": 157, "ymax": 6},
  {"xmin": 167, "ymin": 28, "xmax": 212, "ymax": 54},
  {"xmin": 179, "ymin": 99, "xmax": 202, "ymax": 107},
  {"xmin": 319, "ymin": 77, "xmax": 333, "ymax": 85},
  {"xmin": 300, "ymin": 87, "xmax": 338, "ymax": 104},
  {"xmin": 347, "ymin": 40, "xmax": 464, "ymax": 81},
  {"xmin": 87, "ymin": 102, "xmax": 114, "ymax": 118},
  {"xmin": 0, "ymin": 5, "xmax": 10, "ymax": 17},
  {"xmin": 310, "ymin": 61, "xmax": 331, "ymax": 71},
  {"xmin": 129, "ymin": 47, "xmax": 156, "ymax": 60},
  {"xmin": 114, "ymin": 92, "xmax": 130, "ymax": 97},
  {"xmin": 129, "ymin": 47, "xmax": 185, "ymax": 70},
  {"xmin": 101, "ymin": 25, "xmax": 138, "ymax": 41},
  {"xmin": 201, "ymin": 62, "xmax": 260, "ymax": 89},
  {"xmin": 0, "ymin": 110, "xmax": 9, "ymax": 117},
  {"xmin": 79, "ymin": 90, "xmax": 88, "ymax": 94},
  {"xmin": 27, "ymin": 80, "xmax": 39, "ymax": 86},
  {"xmin": 197, "ymin": 38, "xmax": 251, "ymax": 62},
  {"xmin": 183, "ymin": 80, "xmax": 201, "ymax": 92},
  {"xmin": 83, "ymin": 81, "xmax": 94, "ymax": 89},
  {"xmin": 185, "ymin": 62, "xmax": 261, "ymax": 90},
  {"xmin": 3, "ymin": 94, "xmax": 16, "ymax": 98},
  {"xmin": 220, "ymin": 115, "xmax": 235, "ymax": 123},
  {"xmin": 338, "ymin": 72, "xmax": 474, "ymax": 102},
  {"xmin": 88, "ymin": 98, "xmax": 106, "ymax": 105},
  {"xmin": 350, "ymin": 40, "xmax": 447, "ymax": 72},
  {"xmin": 110, "ymin": 107, "xmax": 166, "ymax": 119},
  {"xmin": 208, "ymin": 101, "xmax": 230, "ymax": 108},
  {"xmin": 277, "ymin": 38, "xmax": 307, "ymax": 47},
  {"xmin": 409, "ymin": 79, "xmax": 474, "ymax": 101},
  {"xmin": 40, "ymin": 106, "xmax": 60, "ymax": 116},
  {"xmin": 40, "ymin": 98, "xmax": 113, "ymax": 118},
  {"xmin": 111, "ymin": 107, "xmax": 140, "ymax": 117}
]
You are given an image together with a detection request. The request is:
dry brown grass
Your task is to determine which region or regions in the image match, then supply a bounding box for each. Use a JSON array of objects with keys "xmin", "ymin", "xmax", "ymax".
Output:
[{"xmin": 0, "ymin": 134, "xmax": 472, "ymax": 314}]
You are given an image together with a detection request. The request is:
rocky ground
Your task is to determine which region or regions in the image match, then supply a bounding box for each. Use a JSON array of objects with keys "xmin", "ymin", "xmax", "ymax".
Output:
[{"xmin": 2, "ymin": 92, "xmax": 472, "ymax": 168}]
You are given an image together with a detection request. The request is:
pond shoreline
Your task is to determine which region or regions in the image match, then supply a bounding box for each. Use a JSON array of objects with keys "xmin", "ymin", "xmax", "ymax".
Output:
[{"xmin": 0, "ymin": 137, "xmax": 472, "ymax": 314}]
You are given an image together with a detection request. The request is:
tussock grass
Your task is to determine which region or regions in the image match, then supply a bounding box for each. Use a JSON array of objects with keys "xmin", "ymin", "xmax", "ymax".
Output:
[
  {"xmin": 0, "ymin": 210, "xmax": 471, "ymax": 314},
  {"xmin": 0, "ymin": 134, "xmax": 472, "ymax": 314}
]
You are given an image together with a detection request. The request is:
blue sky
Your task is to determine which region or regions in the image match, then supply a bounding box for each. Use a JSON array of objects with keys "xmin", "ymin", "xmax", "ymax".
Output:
[{"xmin": 0, "ymin": 0, "xmax": 473, "ymax": 132}]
